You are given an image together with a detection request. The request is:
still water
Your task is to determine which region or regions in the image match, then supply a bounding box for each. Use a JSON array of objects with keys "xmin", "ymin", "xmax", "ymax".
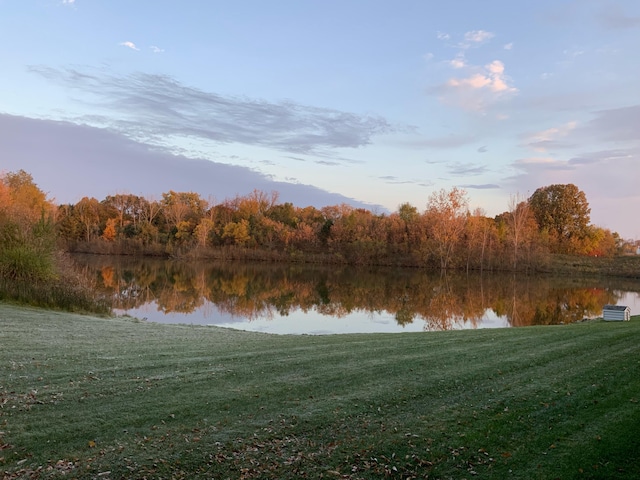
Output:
[{"xmin": 72, "ymin": 254, "xmax": 640, "ymax": 335}]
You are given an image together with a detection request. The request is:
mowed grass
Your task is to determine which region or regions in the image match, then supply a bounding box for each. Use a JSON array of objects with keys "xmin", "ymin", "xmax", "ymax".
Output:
[{"xmin": 1, "ymin": 304, "xmax": 639, "ymax": 479}]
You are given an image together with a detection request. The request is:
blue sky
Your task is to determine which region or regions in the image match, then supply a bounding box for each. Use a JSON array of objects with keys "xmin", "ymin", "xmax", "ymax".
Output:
[{"xmin": 1, "ymin": 0, "xmax": 639, "ymax": 239}]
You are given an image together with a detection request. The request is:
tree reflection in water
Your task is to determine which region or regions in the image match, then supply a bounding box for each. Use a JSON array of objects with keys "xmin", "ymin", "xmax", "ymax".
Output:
[{"xmin": 71, "ymin": 254, "xmax": 637, "ymax": 332}]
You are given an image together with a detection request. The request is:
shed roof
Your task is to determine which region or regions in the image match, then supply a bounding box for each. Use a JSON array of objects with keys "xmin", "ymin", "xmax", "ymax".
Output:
[{"xmin": 603, "ymin": 304, "xmax": 630, "ymax": 311}]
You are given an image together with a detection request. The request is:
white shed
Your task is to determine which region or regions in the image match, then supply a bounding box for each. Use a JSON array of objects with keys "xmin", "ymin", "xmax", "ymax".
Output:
[{"xmin": 603, "ymin": 305, "xmax": 631, "ymax": 321}]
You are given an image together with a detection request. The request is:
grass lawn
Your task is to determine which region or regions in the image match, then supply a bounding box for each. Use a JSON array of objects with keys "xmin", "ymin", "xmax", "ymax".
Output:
[{"xmin": 1, "ymin": 303, "xmax": 639, "ymax": 479}]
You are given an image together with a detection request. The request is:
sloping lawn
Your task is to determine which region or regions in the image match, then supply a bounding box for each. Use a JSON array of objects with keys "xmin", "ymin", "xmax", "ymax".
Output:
[{"xmin": 1, "ymin": 303, "xmax": 639, "ymax": 479}]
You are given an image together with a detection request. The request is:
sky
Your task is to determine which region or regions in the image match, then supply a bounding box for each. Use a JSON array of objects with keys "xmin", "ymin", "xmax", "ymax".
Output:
[{"xmin": 1, "ymin": 1, "xmax": 639, "ymax": 239}]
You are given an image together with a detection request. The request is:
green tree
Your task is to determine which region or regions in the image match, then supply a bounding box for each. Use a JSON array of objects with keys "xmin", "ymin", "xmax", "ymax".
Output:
[
  {"xmin": 528, "ymin": 184, "xmax": 591, "ymax": 254},
  {"xmin": 395, "ymin": 202, "xmax": 425, "ymax": 256}
]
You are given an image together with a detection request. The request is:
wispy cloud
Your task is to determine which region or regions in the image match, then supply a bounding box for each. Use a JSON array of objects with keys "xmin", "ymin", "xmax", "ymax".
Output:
[
  {"xmin": 569, "ymin": 149, "xmax": 634, "ymax": 166},
  {"xmin": 28, "ymin": 65, "xmax": 396, "ymax": 156},
  {"xmin": 378, "ymin": 176, "xmax": 432, "ymax": 186},
  {"xmin": 459, "ymin": 183, "xmax": 499, "ymax": 190},
  {"xmin": 437, "ymin": 29, "xmax": 497, "ymax": 50},
  {"xmin": 447, "ymin": 162, "xmax": 489, "ymax": 176},
  {"xmin": 582, "ymin": 105, "xmax": 640, "ymax": 142},
  {"xmin": 410, "ymin": 133, "xmax": 477, "ymax": 149},
  {"xmin": 503, "ymin": 42, "xmax": 514, "ymax": 50},
  {"xmin": 119, "ymin": 41, "xmax": 139, "ymax": 51},
  {"xmin": 463, "ymin": 30, "xmax": 494, "ymax": 45},
  {"xmin": 314, "ymin": 159, "xmax": 342, "ymax": 166},
  {"xmin": 598, "ymin": 3, "xmax": 640, "ymax": 29},
  {"xmin": 523, "ymin": 121, "xmax": 577, "ymax": 152},
  {"xmin": 62, "ymin": 0, "xmax": 75, "ymax": 4},
  {"xmin": 150, "ymin": 45, "xmax": 165, "ymax": 54},
  {"xmin": 283, "ymin": 156, "xmax": 307, "ymax": 163},
  {"xmin": 513, "ymin": 156, "xmax": 570, "ymax": 169}
]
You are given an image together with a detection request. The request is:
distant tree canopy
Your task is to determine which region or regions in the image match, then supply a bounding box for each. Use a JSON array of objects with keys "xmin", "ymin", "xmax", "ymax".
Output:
[
  {"xmin": 2, "ymin": 170, "xmax": 625, "ymax": 271},
  {"xmin": 528, "ymin": 184, "xmax": 591, "ymax": 254}
]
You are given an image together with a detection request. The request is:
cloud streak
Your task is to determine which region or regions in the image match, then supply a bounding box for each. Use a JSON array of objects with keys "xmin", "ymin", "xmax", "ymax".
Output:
[
  {"xmin": 410, "ymin": 133, "xmax": 477, "ymax": 149},
  {"xmin": 28, "ymin": 66, "xmax": 396, "ymax": 155},
  {"xmin": 0, "ymin": 113, "xmax": 384, "ymax": 211},
  {"xmin": 523, "ymin": 121, "xmax": 577, "ymax": 152},
  {"xmin": 447, "ymin": 162, "xmax": 489, "ymax": 176},
  {"xmin": 598, "ymin": 3, "xmax": 640, "ymax": 29},
  {"xmin": 459, "ymin": 183, "xmax": 499, "ymax": 190}
]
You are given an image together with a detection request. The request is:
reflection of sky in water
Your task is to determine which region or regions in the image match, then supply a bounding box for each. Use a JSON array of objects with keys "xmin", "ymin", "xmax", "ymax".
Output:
[{"xmin": 113, "ymin": 293, "xmax": 640, "ymax": 334}]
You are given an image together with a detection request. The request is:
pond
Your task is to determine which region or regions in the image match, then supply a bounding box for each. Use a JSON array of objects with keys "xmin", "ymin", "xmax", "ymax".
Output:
[{"xmin": 71, "ymin": 254, "xmax": 640, "ymax": 334}]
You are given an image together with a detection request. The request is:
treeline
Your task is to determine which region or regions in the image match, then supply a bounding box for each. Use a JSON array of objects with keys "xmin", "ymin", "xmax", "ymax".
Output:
[{"xmin": 54, "ymin": 181, "xmax": 624, "ymax": 270}]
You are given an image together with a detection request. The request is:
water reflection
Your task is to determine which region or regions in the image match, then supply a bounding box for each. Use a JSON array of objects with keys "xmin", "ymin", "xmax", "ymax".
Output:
[{"xmin": 72, "ymin": 254, "xmax": 640, "ymax": 334}]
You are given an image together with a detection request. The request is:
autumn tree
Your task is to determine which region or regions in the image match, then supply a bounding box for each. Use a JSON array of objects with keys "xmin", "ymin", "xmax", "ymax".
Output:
[
  {"xmin": 0, "ymin": 169, "xmax": 55, "ymax": 242},
  {"xmin": 328, "ymin": 208, "xmax": 387, "ymax": 263},
  {"xmin": 75, "ymin": 197, "xmax": 102, "ymax": 242},
  {"xmin": 528, "ymin": 184, "xmax": 591, "ymax": 254},
  {"xmin": 162, "ymin": 191, "xmax": 207, "ymax": 244},
  {"xmin": 506, "ymin": 194, "xmax": 540, "ymax": 270},
  {"xmin": 0, "ymin": 170, "xmax": 56, "ymax": 281},
  {"xmin": 267, "ymin": 202, "xmax": 298, "ymax": 228},
  {"xmin": 137, "ymin": 196, "xmax": 162, "ymax": 245},
  {"xmin": 222, "ymin": 219, "xmax": 251, "ymax": 246},
  {"xmin": 424, "ymin": 188, "xmax": 469, "ymax": 270},
  {"xmin": 236, "ymin": 190, "xmax": 279, "ymax": 221},
  {"xmin": 100, "ymin": 193, "xmax": 148, "ymax": 239},
  {"xmin": 102, "ymin": 218, "xmax": 118, "ymax": 241},
  {"xmin": 463, "ymin": 208, "xmax": 495, "ymax": 272},
  {"xmin": 291, "ymin": 206, "xmax": 324, "ymax": 249},
  {"xmin": 580, "ymin": 226, "xmax": 621, "ymax": 257}
]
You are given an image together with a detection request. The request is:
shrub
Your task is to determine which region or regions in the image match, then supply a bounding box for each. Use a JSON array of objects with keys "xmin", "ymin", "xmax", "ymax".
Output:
[
  {"xmin": 0, "ymin": 244, "xmax": 55, "ymax": 282},
  {"xmin": 0, "ymin": 169, "xmax": 111, "ymax": 314}
]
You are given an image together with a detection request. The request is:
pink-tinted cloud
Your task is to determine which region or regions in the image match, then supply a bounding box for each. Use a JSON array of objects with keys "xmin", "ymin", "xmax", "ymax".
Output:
[{"xmin": 432, "ymin": 60, "xmax": 517, "ymax": 111}]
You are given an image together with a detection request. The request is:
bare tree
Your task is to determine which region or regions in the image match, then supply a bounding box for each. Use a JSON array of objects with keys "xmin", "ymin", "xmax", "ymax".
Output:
[
  {"xmin": 507, "ymin": 193, "xmax": 537, "ymax": 270},
  {"xmin": 425, "ymin": 188, "xmax": 469, "ymax": 270}
]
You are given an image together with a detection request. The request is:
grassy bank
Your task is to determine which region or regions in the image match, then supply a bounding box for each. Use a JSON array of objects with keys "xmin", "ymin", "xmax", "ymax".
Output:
[
  {"xmin": 544, "ymin": 254, "xmax": 640, "ymax": 279},
  {"xmin": 1, "ymin": 304, "xmax": 639, "ymax": 479},
  {"xmin": 0, "ymin": 253, "xmax": 111, "ymax": 315}
]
